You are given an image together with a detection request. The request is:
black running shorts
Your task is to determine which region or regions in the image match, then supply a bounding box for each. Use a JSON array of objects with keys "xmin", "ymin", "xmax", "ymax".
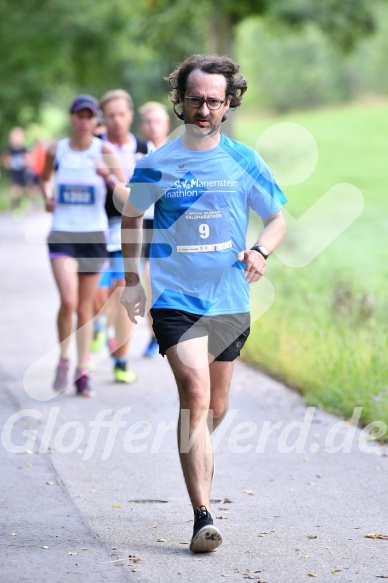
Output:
[
  {"xmin": 150, "ymin": 308, "xmax": 250, "ymax": 361},
  {"xmin": 48, "ymin": 230, "xmax": 108, "ymax": 274}
]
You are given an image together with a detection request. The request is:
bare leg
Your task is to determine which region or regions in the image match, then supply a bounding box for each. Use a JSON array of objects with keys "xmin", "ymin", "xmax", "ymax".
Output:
[
  {"xmin": 94, "ymin": 286, "xmax": 109, "ymax": 315},
  {"xmin": 50, "ymin": 256, "xmax": 78, "ymax": 360},
  {"xmin": 110, "ymin": 280, "xmax": 135, "ymax": 358},
  {"xmin": 166, "ymin": 345, "xmax": 235, "ymax": 508},
  {"xmin": 10, "ymin": 183, "xmax": 23, "ymax": 209},
  {"xmin": 76, "ymin": 273, "xmax": 100, "ymax": 369},
  {"xmin": 208, "ymin": 359, "xmax": 235, "ymax": 432}
]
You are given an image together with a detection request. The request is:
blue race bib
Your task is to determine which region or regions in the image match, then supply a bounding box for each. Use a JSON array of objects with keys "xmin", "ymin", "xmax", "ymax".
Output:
[{"xmin": 58, "ymin": 185, "xmax": 95, "ymax": 205}]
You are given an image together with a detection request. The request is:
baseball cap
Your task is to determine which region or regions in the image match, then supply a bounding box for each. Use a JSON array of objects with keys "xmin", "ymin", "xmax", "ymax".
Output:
[{"xmin": 70, "ymin": 94, "xmax": 99, "ymax": 116}]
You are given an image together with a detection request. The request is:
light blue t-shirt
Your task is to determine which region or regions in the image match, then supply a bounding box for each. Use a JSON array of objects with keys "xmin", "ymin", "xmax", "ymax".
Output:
[{"xmin": 128, "ymin": 133, "xmax": 287, "ymax": 316}]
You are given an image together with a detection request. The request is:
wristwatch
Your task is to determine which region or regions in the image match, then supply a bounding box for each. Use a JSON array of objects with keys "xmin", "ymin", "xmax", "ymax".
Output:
[{"xmin": 250, "ymin": 244, "xmax": 269, "ymax": 260}]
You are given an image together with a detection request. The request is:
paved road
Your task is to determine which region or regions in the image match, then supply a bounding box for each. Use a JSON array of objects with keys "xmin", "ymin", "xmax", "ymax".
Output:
[{"xmin": 1, "ymin": 209, "xmax": 387, "ymax": 583}]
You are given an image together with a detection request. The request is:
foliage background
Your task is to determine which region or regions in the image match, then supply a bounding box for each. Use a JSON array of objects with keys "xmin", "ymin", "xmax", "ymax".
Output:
[{"xmin": 0, "ymin": 0, "xmax": 387, "ymax": 141}]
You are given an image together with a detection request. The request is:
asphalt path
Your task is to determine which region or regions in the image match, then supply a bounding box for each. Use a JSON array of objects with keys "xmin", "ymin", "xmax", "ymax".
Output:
[{"xmin": 0, "ymin": 209, "xmax": 387, "ymax": 583}]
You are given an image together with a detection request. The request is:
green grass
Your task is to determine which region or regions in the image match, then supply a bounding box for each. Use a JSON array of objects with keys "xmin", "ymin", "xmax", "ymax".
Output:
[
  {"xmin": 236, "ymin": 101, "xmax": 388, "ymax": 433},
  {"xmin": 0, "ymin": 179, "xmax": 10, "ymax": 211}
]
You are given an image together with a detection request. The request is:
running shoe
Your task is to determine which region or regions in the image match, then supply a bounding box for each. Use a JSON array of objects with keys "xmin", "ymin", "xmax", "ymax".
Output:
[
  {"xmin": 90, "ymin": 330, "xmax": 105, "ymax": 353},
  {"xmin": 114, "ymin": 362, "xmax": 137, "ymax": 384},
  {"xmin": 74, "ymin": 368, "xmax": 95, "ymax": 397},
  {"xmin": 189, "ymin": 506, "xmax": 222, "ymax": 553},
  {"xmin": 53, "ymin": 359, "xmax": 70, "ymax": 391},
  {"xmin": 143, "ymin": 336, "xmax": 159, "ymax": 358}
]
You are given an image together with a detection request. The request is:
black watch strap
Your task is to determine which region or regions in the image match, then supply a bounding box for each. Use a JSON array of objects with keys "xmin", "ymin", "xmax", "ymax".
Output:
[{"xmin": 250, "ymin": 245, "xmax": 268, "ymax": 260}]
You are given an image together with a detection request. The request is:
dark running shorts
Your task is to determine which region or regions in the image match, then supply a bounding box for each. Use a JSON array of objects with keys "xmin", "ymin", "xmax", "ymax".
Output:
[
  {"xmin": 141, "ymin": 218, "xmax": 154, "ymax": 259},
  {"xmin": 150, "ymin": 308, "xmax": 250, "ymax": 362},
  {"xmin": 48, "ymin": 230, "xmax": 108, "ymax": 274},
  {"xmin": 10, "ymin": 170, "xmax": 27, "ymax": 187}
]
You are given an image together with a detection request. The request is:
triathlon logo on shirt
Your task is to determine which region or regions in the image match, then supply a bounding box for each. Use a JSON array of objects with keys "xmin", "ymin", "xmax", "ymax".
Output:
[
  {"xmin": 165, "ymin": 171, "xmax": 238, "ymax": 200},
  {"xmin": 165, "ymin": 172, "xmax": 207, "ymax": 200}
]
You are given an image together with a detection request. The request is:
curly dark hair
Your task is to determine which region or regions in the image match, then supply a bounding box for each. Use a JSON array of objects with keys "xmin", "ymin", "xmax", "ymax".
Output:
[{"xmin": 165, "ymin": 54, "xmax": 248, "ymax": 122}]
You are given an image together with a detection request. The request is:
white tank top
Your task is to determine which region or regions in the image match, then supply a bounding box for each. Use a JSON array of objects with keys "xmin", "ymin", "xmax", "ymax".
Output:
[
  {"xmin": 101, "ymin": 133, "xmax": 153, "ymax": 251},
  {"xmin": 51, "ymin": 137, "xmax": 108, "ymax": 232}
]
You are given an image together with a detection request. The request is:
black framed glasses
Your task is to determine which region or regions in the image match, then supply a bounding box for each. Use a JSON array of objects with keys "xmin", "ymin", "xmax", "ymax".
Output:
[{"xmin": 184, "ymin": 96, "xmax": 226, "ymax": 110}]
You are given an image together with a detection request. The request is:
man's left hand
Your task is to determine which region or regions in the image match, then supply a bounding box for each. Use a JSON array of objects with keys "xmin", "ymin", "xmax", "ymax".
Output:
[{"xmin": 237, "ymin": 249, "xmax": 267, "ymax": 284}]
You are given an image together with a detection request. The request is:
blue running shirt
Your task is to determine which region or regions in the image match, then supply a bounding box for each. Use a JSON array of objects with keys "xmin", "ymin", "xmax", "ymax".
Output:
[{"xmin": 128, "ymin": 133, "xmax": 287, "ymax": 316}]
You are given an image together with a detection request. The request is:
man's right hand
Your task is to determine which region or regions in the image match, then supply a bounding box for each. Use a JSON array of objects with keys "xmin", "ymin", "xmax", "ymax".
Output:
[{"xmin": 120, "ymin": 281, "xmax": 147, "ymax": 324}]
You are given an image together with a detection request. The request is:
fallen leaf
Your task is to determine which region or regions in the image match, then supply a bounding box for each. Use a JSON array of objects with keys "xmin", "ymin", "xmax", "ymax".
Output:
[
  {"xmin": 132, "ymin": 569, "xmax": 141, "ymax": 572},
  {"xmin": 295, "ymin": 548, "xmax": 301, "ymax": 552},
  {"xmin": 365, "ymin": 533, "xmax": 388, "ymax": 540},
  {"xmin": 68, "ymin": 551, "xmax": 79, "ymax": 556},
  {"xmin": 260, "ymin": 531, "xmax": 269, "ymax": 535},
  {"xmin": 11, "ymin": 533, "xmax": 17, "ymax": 536},
  {"xmin": 179, "ymin": 542, "xmax": 189, "ymax": 545},
  {"xmin": 42, "ymin": 546, "xmax": 49, "ymax": 549},
  {"xmin": 26, "ymin": 462, "xmax": 32, "ymax": 467},
  {"xmin": 376, "ymin": 576, "xmax": 388, "ymax": 579},
  {"xmin": 308, "ymin": 535, "xmax": 318, "ymax": 539},
  {"xmin": 178, "ymin": 573, "xmax": 183, "ymax": 576},
  {"xmin": 218, "ymin": 508, "xmax": 229, "ymax": 511},
  {"xmin": 221, "ymin": 575, "xmax": 231, "ymax": 578},
  {"xmin": 243, "ymin": 490, "xmax": 255, "ymax": 495},
  {"xmin": 149, "ymin": 524, "xmax": 157, "ymax": 529},
  {"xmin": 302, "ymin": 555, "xmax": 310, "ymax": 558},
  {"xmin": 112, "ymin": 503, "xmax": 121, "ymax": 508},
  {"xmin": 331, "ymin": 569, "xmax": 342, "ymax": 574},
  {"xmin": 156, "ymin": 538, "xmax": 166, "ymax": 542},
  {"xmin": 132, "ymin": 557, "xmax": 142, "ymax": 563},
  {"xmin": 308, "ymin": 574, "xmax": 318, "ymax": 577},
  {"xmin": 46, "ymin": 481, "xmax": 54, "ymax": 485},
  {"xmin": 81, "ymin": 548, "xmax": 89, "ymax": 551}
]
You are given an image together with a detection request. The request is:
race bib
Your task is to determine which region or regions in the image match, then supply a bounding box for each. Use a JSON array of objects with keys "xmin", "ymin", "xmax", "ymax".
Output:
[
  {"xmin": 58, "ymin": 185, "xmax": 95, "ymax": 205},
  {"xmin": 176, "ymin": 207, "xmax": 232, "ymax": 253}
]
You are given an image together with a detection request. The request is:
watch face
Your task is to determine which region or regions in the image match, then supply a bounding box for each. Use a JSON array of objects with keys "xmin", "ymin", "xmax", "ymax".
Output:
[{"xmin": 259, "ymin": 245, "xmax": 268, "ymax": 258}]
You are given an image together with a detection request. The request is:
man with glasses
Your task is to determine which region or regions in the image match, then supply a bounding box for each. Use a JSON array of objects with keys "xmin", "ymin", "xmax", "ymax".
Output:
[{"xmin": 120, "ymin": 54, "xmax": 287, "ymax": 553}]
